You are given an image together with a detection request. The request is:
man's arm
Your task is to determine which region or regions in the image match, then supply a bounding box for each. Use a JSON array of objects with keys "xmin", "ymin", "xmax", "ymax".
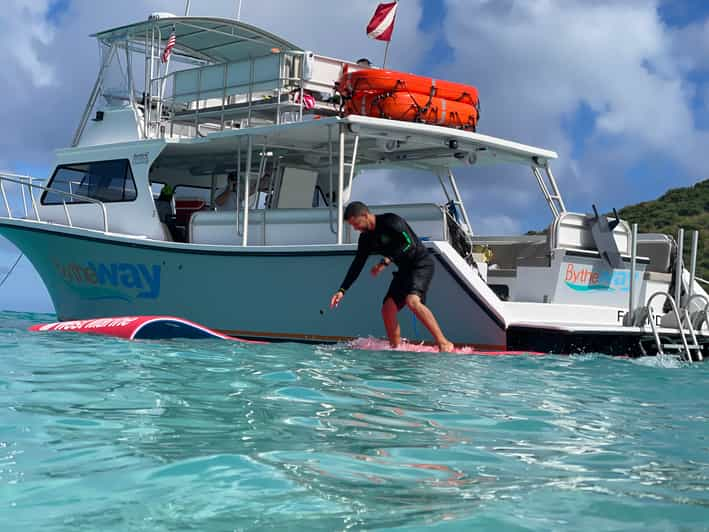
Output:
[
  {"xmin": 383, "ymin": 214, "xmax": 414, "ymax": 262},
  {"xmin": 339, "ymin": 236, "xmax": 369, "ymax": 292},
  {"xmin": 330, "ymin": 235, "xmax": 370, "ymax": 308}
]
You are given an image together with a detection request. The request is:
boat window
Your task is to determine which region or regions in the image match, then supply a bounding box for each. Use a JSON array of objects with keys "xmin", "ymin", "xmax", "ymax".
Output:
[
  {"xmin": 150, "ymin": 182, "xmax": 166, "ymax": 198},
  {"xmin": 41, "ymin": 159, "xmax": 137, "ymax": 205}
]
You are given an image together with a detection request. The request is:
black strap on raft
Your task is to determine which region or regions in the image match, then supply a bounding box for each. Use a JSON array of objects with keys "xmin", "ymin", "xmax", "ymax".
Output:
[{"xmin": 415, "ymin": 84, "xmax": 437, "ymax": 123}]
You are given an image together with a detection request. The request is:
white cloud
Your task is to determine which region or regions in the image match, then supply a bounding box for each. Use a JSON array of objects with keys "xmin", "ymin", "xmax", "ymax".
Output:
[
  {"xmin": 670, "ymin": 15, "xmax": 709, "ymax": 74},
  {"xmin": 0, "ymin": 0, "xmax": 56, "ymax": 88},
  {"xmin": 352, "ymin": 168, "xmax": 455, "ymax": 213},
  {"xmin": 473, "ymin": 214, "xmax": 522, "ymax": 236},
  {"xmin": 443, "ymin": 0, "xmax": 709, "ymax": 195}
]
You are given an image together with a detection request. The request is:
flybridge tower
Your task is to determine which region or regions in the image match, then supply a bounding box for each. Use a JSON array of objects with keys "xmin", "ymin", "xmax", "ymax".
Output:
[{"xmin": 74, "ymin": 14, "xmax": 331, "ymax": 146}]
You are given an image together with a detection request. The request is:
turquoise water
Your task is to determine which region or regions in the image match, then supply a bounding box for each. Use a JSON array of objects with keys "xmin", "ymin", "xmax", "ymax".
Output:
[{"xmin": 1, "ymin": 311, "xmax": 708, "ymax": 531}]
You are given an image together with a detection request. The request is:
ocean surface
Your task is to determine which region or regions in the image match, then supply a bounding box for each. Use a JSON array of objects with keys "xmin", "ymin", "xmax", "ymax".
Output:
[{"xmin": 1, "ymin": 310, "xmax": 708, "ymax": 531}]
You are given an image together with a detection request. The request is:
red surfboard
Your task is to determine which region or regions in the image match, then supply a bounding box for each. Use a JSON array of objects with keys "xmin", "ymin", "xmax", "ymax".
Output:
[
  {"xmin": 29, "ymin": 317, "xmax": 541, "ymax": 355},
  {"xmin": 28, "ymin": 316, "xmax": 264, "ymax": 343}
]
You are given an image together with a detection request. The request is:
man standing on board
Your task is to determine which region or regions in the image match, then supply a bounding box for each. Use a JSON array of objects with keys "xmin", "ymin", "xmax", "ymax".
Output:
[{"xmin": 330, "ymin": 201, "xmax": 454, "ymax": 352}]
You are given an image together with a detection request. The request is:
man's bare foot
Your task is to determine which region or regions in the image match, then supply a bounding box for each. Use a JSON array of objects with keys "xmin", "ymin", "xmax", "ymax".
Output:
[{"xmin": 438, "ymin": 341, "xmax": 454, "ymax": 353}]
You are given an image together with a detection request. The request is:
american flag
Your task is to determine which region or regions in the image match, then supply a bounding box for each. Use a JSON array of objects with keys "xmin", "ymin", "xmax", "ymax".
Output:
[{"xmin": 161, "ymin": 31, "xmax": 176, "ymax": 63}]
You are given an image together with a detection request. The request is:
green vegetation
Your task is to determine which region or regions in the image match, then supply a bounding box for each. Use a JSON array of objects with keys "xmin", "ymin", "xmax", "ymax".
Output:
[{"xmin": 618, "ymin": 179, "xmax": 708, "ymax": 282}]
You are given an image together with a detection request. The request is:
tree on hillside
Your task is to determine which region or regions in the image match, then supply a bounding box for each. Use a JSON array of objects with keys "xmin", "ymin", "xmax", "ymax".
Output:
[{"xmin": 619, "ymin": 179, "xmax": 708, "ymax": 282}]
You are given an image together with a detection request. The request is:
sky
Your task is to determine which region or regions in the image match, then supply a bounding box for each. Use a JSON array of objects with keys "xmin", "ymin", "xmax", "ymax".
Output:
[{"xmin": 1, "ymin": 0, "xmax": 709, "ymax": 313}]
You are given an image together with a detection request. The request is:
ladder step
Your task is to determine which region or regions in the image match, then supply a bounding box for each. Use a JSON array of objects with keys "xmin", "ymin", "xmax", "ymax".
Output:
[{"xmin": 662, "ymin": 343, "xmax": 702, "ymax": 350}]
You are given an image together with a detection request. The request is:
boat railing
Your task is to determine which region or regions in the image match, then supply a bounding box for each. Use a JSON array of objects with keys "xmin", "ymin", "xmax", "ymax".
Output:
[
  {"xmin": 147, "ymin": 51, "xmax": 348, "ymax": 139},
  {"xmin": 0, "ymin": 172, "xmax": 109, "ymax": 233},
  {"xmin": 0, "ymin": 173, "xmax": 42, "ymax": 219}
]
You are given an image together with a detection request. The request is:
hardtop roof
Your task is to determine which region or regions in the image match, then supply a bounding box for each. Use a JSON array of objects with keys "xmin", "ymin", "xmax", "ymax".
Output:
[
  {"xmin": 92, "ymin": 16, "xmax": 301, "ymax": 63},
  {"xmin": 149, "ymin": 115, "xmax": 559, "ymax": 175}
]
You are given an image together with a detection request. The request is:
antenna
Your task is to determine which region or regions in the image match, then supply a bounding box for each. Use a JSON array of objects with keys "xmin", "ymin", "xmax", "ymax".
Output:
[
  {"xmin": 236, "ymin": 0, "xmax": 243, "ymax": 20},
  {"xmin": 184, "ymin": 0, "xmax": 191, "ymax": 16}
]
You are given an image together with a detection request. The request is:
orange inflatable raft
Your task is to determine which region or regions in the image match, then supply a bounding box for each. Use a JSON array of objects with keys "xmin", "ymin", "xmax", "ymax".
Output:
[{"xmin": 338, "ymin": 68, "xmax": 480, "ymax": 130}]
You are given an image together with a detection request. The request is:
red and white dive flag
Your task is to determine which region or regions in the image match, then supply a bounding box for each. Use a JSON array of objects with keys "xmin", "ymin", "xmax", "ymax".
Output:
[
  {"xmin": 161, "ymin": 31, "xmax": 176, "ymax": 63},
  {"xmin": 366, "ymin": 2, "xmax": 398, "ymax": 42}
]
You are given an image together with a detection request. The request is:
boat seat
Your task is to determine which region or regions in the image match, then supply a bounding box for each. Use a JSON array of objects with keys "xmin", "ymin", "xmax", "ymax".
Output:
[
  {"xmin": 551, "ymin": 211, "xmax": 631, "ymax": 255},
  {"xmin": 481, "ymin": 236, "xmax": 548, "ymax": 270},
  {"xmin": 189, "ymin": 204, "xmax": 447, "ymax": 246},
  {"xmin": 636, "ymin": 233, "xmax": 673, "ymax": 273},
  {"xmin": 369, "ymin": 204, "xmax": 446, "ymax": 242},
  {"xmin": 645, "ymin": 271, "xmax": 672, "ymax": 282},
  {"xmin": 175, "ymin": 199, "xmax": 205, "ymax": 227},
  {"xmin": 486, "ymin": 268, "xmax": 516, "ymax": 278},
  {"xmin": 515, "ymin": 239, "xmax": 551, "ymax": 267}
]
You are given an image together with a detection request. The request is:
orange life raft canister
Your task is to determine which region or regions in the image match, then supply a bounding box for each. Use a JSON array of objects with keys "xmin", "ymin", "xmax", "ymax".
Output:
[{"xmin": 338, "ymin": 68, "xmax": 480, "ymax": 130}]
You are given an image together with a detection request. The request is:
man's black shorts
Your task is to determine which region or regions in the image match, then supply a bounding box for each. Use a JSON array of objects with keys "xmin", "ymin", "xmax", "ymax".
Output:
[{"xmin": 383, "ymin": 255, "xmax": 435, "ymax": 310}]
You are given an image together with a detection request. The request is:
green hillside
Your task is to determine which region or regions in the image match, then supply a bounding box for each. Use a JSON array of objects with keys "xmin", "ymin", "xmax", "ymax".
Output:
[{"xmin": 618, "ymin": 179, "xmax": 709, "ymax": 281}]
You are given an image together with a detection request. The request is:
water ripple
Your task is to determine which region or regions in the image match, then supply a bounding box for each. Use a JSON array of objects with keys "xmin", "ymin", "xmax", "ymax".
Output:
[{"xmin": 0, "ymin": 311, "xmax": 708, "ymax": 530}]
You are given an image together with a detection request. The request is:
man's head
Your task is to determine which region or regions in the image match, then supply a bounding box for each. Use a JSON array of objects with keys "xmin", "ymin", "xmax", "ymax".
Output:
[
  {"xmin": 344, "ymin": 201, "xmax": 374, "ymax": 232},
  {"xmin": 356, "ymin": 58, "xmax": 372, "ymax": 67}
]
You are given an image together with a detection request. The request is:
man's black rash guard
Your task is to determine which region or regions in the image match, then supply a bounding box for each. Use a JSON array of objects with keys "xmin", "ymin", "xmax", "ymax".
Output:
[{"xmin": 339, "ymin": 213, "xmax": 429, "ymax": 292}]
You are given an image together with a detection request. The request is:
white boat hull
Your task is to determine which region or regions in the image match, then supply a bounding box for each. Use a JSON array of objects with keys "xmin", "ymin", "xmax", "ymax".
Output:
[
  {"xmin": 0, "ymin": 220, "xmax": 507, "ymax": 347},
  {"xmin": 4, "ymin": 219, "xmax": 708, "ymax": 356}
]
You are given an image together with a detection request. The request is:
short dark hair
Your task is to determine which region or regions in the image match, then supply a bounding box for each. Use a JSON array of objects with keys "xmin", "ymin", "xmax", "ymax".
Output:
[{"xmin": 344, "ymin": 201, "xmax": 369, "ymax": 220}]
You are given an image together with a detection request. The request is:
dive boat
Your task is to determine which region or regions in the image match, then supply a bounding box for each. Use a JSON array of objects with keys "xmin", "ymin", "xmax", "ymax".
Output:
[{"xmin": 0, "ymin": 14, "xmax": 707, "ymax": 359}]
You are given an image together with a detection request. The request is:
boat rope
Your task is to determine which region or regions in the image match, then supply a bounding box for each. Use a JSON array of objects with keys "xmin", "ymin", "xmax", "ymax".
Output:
[
  {"xmin": 0, "ymin": 253, "xmax": 23, "ymax": 289},
  {"xmin": 696, "ymin": 276, "xmax": 708, "ymax": 287}
]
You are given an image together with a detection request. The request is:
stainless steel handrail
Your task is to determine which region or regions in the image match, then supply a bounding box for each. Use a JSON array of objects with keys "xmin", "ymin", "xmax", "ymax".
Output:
[
  {"xmin": 156, "ymin": 50, "xmax": 330, "ymax": 137},
  {"xmin": 0, "ymin": 173, "xmax": 109, "ymax": 233},
  {"xmin": 645, "ymin": 291, "xmax": 693, "ymax": 362},
  {"xmin": 626, "ymin": 223, "xmax": 638, "ymax": 326},
  {"xmin": 675, "ymin": 228, "xmax": 684, "ymax": 308}
]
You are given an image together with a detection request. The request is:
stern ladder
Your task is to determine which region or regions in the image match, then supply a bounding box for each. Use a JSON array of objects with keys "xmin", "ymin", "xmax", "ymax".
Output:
[{"xmin": 636, "ymin": 292, "xmax": 703, "ymax": 362}]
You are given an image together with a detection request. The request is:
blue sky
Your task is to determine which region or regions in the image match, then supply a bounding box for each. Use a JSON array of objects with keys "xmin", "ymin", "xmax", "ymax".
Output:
[{"xmin": 1, "ymin": 0, "xmax": 709, "ymax": 313}]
